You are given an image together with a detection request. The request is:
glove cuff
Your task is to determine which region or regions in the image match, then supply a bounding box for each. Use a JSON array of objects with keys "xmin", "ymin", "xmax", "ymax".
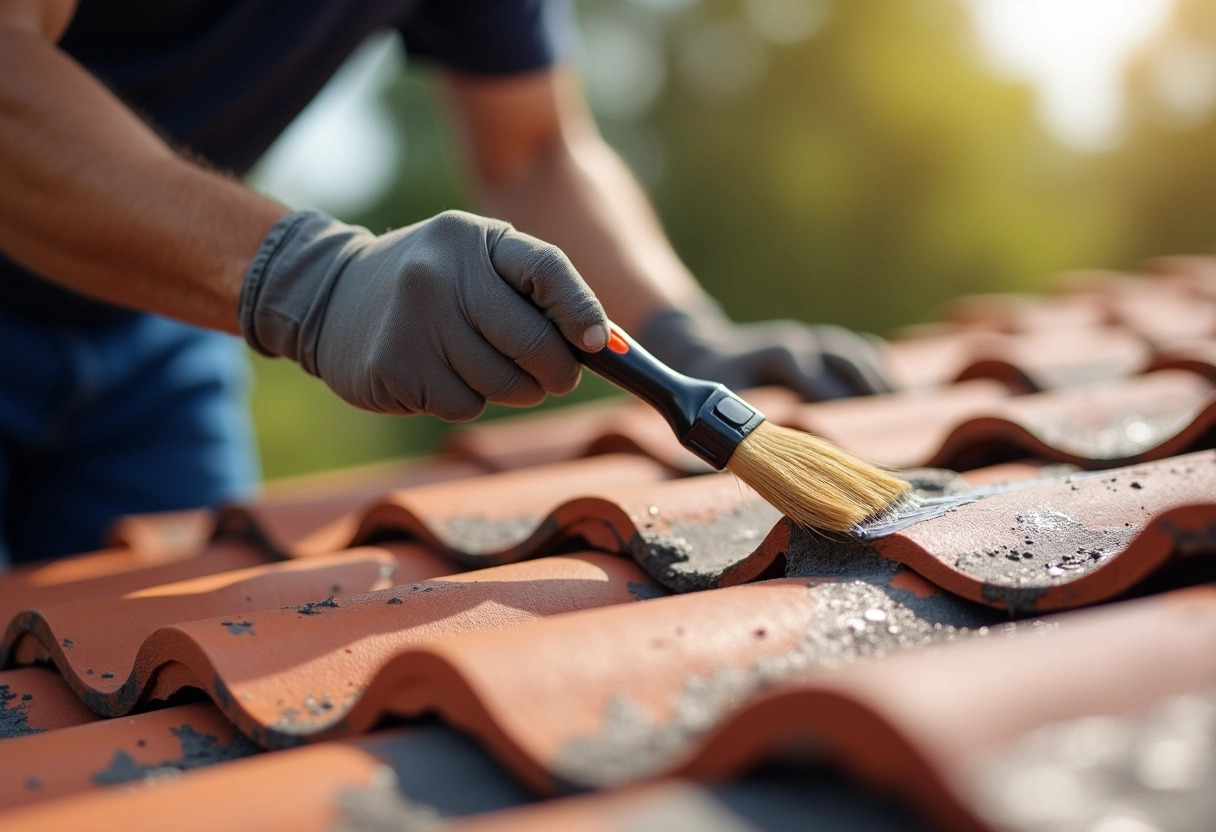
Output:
[{"xmin": 238, "ymin": 210, "xmax": 367, "ymax": 376}]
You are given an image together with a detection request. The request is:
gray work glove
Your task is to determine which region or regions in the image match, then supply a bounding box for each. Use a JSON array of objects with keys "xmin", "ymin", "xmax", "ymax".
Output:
[
  {"xmin": 638, "ymin": 298, "xmax": 892, "ymax": 400},
  {"xmin": 240, "ymin": 209, "xmax": 609, "ymax": 421}
]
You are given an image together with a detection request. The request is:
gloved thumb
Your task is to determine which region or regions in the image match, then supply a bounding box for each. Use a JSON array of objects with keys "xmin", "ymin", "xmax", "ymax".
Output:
[{"xmin": 489, "ymin": 229, "xmax": 610, "ymax": 352}]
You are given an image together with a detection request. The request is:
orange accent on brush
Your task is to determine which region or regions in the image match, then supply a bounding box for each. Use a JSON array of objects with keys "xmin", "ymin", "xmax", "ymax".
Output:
[{"xmin": 607, "ymin": 329, "xmax": 629, "ymax": 354}]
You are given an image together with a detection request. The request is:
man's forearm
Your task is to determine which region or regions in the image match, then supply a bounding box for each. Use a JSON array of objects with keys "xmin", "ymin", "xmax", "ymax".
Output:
[
  {"xmin": 447, "ymin": 69, "xmax": 704, "ymax": 333},
  {"xmin": 476, "ymin": 133, "xmax": 703, "ymax": 332},
  {"xmin": 0, "ymin": 25, "xmax": 287, "ymax": 332}
]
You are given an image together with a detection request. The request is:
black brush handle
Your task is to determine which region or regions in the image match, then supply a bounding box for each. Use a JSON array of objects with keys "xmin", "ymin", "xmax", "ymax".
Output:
[{"xmin": 575, "ymin": 324, "xmax": 765, "ymax": 469}]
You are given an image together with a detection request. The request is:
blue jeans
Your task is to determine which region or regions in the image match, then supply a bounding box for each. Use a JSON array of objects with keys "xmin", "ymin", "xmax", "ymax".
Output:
[{"xmin": 0, "ymin": 307, "xmax": 259, "ymax": 565}]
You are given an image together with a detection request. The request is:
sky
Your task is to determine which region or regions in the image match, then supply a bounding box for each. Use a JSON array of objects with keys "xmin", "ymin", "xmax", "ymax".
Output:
[{"xmin": 250, "ymin": 0, "xmax": 1179, "ymax": 215}]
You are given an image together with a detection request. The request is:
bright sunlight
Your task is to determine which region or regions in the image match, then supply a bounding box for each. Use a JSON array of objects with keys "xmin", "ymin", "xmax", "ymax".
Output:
[{"xmin": 964, "ymin": 0, "xmax": 1175, "ymax": 150}]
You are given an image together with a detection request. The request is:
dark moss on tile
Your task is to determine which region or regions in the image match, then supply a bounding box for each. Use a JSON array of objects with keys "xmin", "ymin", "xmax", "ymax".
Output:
[{"xmin": 632, "ymin": 500, "xmax": 783, "ymax": 592}]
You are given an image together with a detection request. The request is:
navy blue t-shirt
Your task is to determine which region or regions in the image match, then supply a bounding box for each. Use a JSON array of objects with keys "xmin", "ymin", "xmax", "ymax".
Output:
[{"xmin": 5, "ymin": 0, "xmax": 573, "ymax": 323}]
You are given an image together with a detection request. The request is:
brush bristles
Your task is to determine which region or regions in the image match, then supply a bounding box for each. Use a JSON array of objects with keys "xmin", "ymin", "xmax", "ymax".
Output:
[{"xmin": 726, "ymin": 421, "xmax": 911, "ymax": 532}]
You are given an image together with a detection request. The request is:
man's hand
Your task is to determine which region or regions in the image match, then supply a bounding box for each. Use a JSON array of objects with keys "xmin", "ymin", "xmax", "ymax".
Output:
[
  {"xmin": 638, "ymin": 299, "xmax": 892, "ymax": 400},
  {"xmin": 240, "ymin": 210, "xmax": 610, "ymax": 421}
]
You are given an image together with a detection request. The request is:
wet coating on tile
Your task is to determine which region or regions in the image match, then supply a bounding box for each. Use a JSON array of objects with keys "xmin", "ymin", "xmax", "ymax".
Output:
[
  {"xmin": 867, "ymin": 451, "xmax": 1216, "ymax": 613},
  {"xmin": 968, "ymin": 684, "xmax": 1216, "ymax": 832},
  {"xmin": 950, "ymin": 506, "xmax": 1136, "ymax": 589}
]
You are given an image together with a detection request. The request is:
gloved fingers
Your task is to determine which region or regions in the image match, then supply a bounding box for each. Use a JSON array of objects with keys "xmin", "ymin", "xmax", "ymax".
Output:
[
  {"xmin": 724, "ymin": 337, "xmax": 859, "ymax": 401},
  {"xmin": 811, "ymin": 326, "xmax": 894, "ymax": 396},
  {"xmin": 446, "ymin": 335, "xmax": 548, "ymax": 408},
  {"xmin": 707, "ymin": 320, "xmax": 880, "ymax": 400},
  {"xmin": 489, "ymin": 229, "xmax": 610, "ymax": 353},
  {"xmin": 465, "ymin": 278, "xmax": 584, "ymax": 395}
]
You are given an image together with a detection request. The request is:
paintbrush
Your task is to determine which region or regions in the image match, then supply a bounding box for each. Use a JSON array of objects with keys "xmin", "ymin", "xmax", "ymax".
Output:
[{"xmin": 578, "ymin": 324, "xmax": 911, "ymax": 533}]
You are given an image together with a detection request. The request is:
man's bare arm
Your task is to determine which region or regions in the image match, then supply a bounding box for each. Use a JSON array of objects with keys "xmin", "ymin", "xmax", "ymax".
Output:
[
  {"xmin": 442, "ymin": 67, "xmax": 704, "ymax": 333},
  {"xmin": 0, "ymin": 0, "xmax": 288, "ymax": 332},
  {"xmin": 442, "ymin": 64, "xmax": 893, "ymax": 399}
]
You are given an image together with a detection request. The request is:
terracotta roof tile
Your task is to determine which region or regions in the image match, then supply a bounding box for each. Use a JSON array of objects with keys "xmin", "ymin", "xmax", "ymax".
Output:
[
  {"xmin": 219, "ymin": 460, "xmax": 783, "ymax": 592},
  {"xmin": 0, "ymin": 723, "xmax": 543, "ymax": 832},
  {"xmin": 0, "ymin": 740, "xmax": 385, "ymax": 832},
  {"xmin": 1150, "ymin": 338, "xmax": 1216, "ymax": 381},
  {"xmin": 887, "ymin": 326, "xmax": 1153, "ymax": 392},
  {"xmin": 1142, "ymin": 255, "xmax": 1216, "ymax": 298},
  {"xmin": 342, "ymin": 575, "xmax": 1005, "ymax": 794},
  {"xmin": 0, "ymin": 541, "xmax": 270, "ymax": 627},
  {"xmin": 441, "ymin": 369, "xmax": 1214, "ymax": 477},
  {"xmin": 218, "ymin": 454, "xmax": 670, "ymax": 558},
  {"xmin": 10, "ymin": 553, "xmax": 651, "ymax": 743},
  {"xmin": 2, "ymin": 549, "xmax": 397, "ymax": 714},
  {"xmin": 784, "ymin": 370, "xmax": 1214, "ymax": 471},
  {"xmin": 943, "ymin": 292, "xmax": 1108, "ymax": 333},
  {"xmin": 104, "ymin": 509, "xmax": 216, "ymax": 562}
]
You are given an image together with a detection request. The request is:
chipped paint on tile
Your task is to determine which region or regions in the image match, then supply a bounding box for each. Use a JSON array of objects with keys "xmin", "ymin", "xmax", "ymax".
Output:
[
  {"xmin": 0, "ymin": 683, "xmax": 41, "ymax": 739},
  {"xmin": 286, "ymin": 596, "xmax": 341, "ymax": 616},
  {"xmin": 91, "ymin": 724, "xmax": 261, "ymax": 786},
  {"xmin": 220, "ymin": 620, "xmax": 256, "ymax": 636}
]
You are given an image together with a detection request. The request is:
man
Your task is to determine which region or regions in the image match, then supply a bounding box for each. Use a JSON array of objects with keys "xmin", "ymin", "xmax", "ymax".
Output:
[{"xmin": 0, "ymin": 0, "xmax": 889, "ymax": 564}]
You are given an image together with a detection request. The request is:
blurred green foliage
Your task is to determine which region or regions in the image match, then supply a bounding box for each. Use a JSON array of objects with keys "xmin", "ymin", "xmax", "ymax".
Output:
[{"xmin": 251, "ymin": 0, "xmax": 1216, "ymax": 479}]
